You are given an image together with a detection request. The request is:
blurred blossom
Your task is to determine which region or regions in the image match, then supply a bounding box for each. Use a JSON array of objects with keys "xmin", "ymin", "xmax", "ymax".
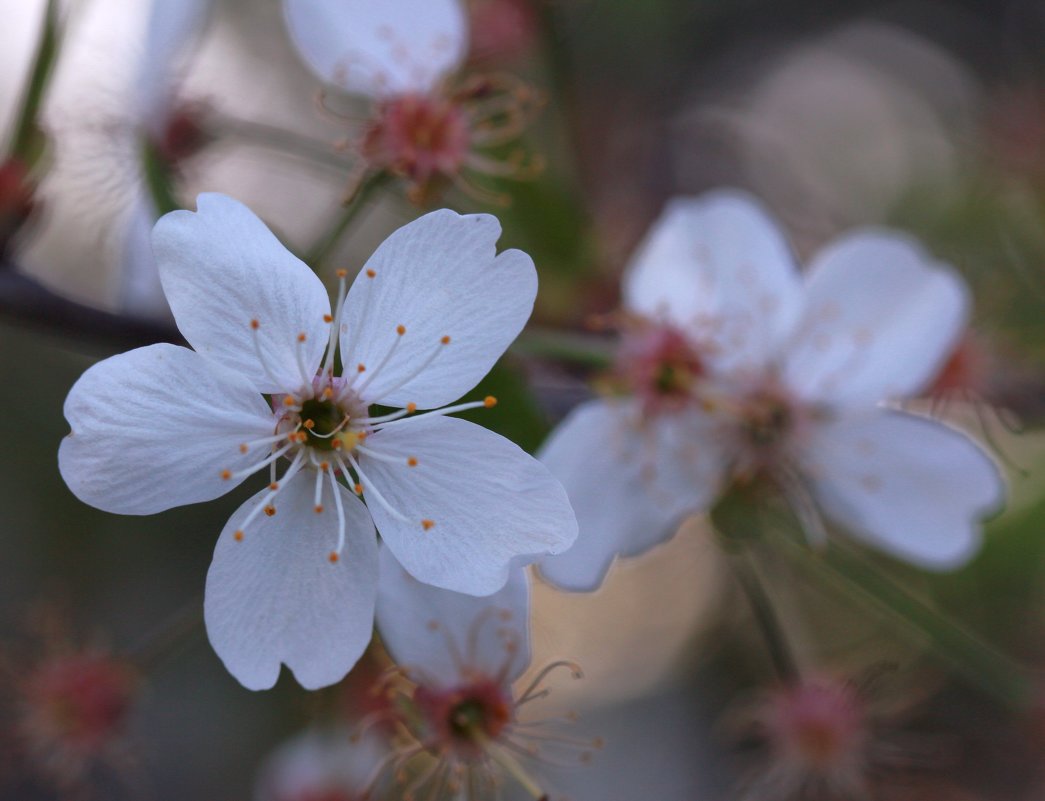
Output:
[
  {"xmin": 0, "ymin": 608, "xmax": 139, "ymax": 795},
  {"xmin": 254, "ymin": 728, "xmax": 386, "ymax": 801},
  {"xmin": 467, "ymin": 0, "xmax": 540, "ymax": 65},
  {"xmin": 680, "ymin": 22, "xmax": 978, "ymax": 250},
  {"xmin": 373, "ymin": 548, "xmax": 601, "ymax": 800},
  {"xmin": 540, "ymin": 190, "xmax": 1004, "ymax": 592},
  {"xmin": 57, "ymin": 194, "xmax": 576, "ymax": 690},
  {"xmin": 283, "ymin": 0, "xmax": 543, "ymax": 204},
  {"xmin": 0, "ymin": 157, "xmax": 38, "ymax": 256},
  {"xmin": 733, "ymin": 674, "xmax": 908, "ymax": 801}
]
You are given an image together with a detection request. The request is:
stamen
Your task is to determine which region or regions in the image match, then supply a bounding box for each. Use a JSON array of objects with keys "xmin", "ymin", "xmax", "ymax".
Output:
[
  {"xmin": 313, "ymin": 462, "xmax": 325, "ymax": 513},
  {"xmin": 249, "ymin": 319, "xmax": 289, "ymax": 389},
  {"xmin": 357, "ymin": 336, "xmax": 451, "ymax": 407},
  {"xmin": 516, "ymin": 661, "xmax": 584, "ymax": 706},
  {"xmin": 355, "ymin": 444, "xmax": 411, "ymax": 465},
  {"xmin": 235, "ymin": 452, "xmax": 306, "ymax": 537},
  {"xmin": 238, "ymin": 431, "xmax": 291, "ymax": 454},
  {"xmin": 327, "ymin": 463, "xmax": 347, "ymax": 562},
  {"xmin": 354, "ymin": 323, "xmax": 408, "ymax": 395},
  {"xmin": 322, "ymin": 269, "xmax": 349, "ymax": 377},
  {"xmin": 371, "ymin": 398, "xmax": 494, "ymax": 431},
  {"xmin": 339, "ymin": 267, "xmax": 379, "ymax": 384},
  {"xmin": 343, "ymin": 453, "xmax": 411, "ymax": 523},
  {"xmin": 421, "ymin": 519, "xmax": 435, "ymax": 531},
  {"xmin": 222, "ymin": 442, "xmax": 294, "ymax": 483},
  {"xmin": 294, "ymin": 333, "xmax": 314, "ymax": 390}
]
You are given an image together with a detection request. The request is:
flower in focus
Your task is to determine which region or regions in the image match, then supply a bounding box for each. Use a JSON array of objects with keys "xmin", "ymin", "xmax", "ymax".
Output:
[
  {"xmin": 539, "ymin": 190, "xmax": 1004, "ymax": 592},
  {"xmin": 58, "ymin": 193, "xmax": 577, "ymax": 690},
  {"xmin": 283, "ymin": 0, "xmax": 543, "ymax": 204},
  {"xmin": 370, "ymin": 546, "xmax": 600, "ymax": 799}
]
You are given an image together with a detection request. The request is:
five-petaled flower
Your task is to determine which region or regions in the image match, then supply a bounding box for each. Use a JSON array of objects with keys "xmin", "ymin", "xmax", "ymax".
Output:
[
  {"xmin": 58, "ymin": 193, "xmax": 577, "ymax": 690},
  {"xmin": 283, "ymin": 0, "xmax": 543, "ymax": 204},
  {"xmin": 539, "ymin": 190, "xmax": 1005, "ymax": 591}
]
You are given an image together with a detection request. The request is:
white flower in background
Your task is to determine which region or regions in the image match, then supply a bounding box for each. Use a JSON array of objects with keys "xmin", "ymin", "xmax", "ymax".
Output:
[
  {"xmin": 372, "ymin": 546, "xmax": 601, "ymax": 799},
  {"xmin": 282, "ymin": 0, "xmax": 542, "ymax": 203},
  {"xmin": 118, "ymin": 0, "xmax": 212, "ymax": 315},
  {"xmin": 58, "ymin": 193, "xmax": 577, "ymax": 690},
  {"xmin": 540, "ymin": 190, "xmax": 1004, "ymax": 591},
  {"xmin": 254, "ymin": 727, "xmax": 385, "ymax": 801}
]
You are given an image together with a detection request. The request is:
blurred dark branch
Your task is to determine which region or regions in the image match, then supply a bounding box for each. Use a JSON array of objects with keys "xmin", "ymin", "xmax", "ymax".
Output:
[{"xmin": 0, "ymin": 260, "xmax": 182, "ymax": 352}]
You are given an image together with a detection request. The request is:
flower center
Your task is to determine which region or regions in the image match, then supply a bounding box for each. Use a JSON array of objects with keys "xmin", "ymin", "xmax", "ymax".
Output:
[
  {"xmin": 363, "ymin": 94, "xmax": 471, "ymax": 184},
  {"xmin": 617, "ymin": 323, "xmax": 704, "ymax": 414},
  {"xmin": 297, "ymin": 397, "xmax": 357, "ymax": 452},
  {"xmin": 448, "ymin": 691, "xmax": 511, "ymax": 742}
]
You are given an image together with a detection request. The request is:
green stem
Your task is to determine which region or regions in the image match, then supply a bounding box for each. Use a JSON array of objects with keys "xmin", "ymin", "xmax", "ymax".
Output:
[
  {"xmin": 304, "ymin": 173, "xmax": 387, "ymax": 269},
  {"xmin": 731, "ymin": 547, "xmax": 800, "ymax": 683},
  {"xmin": 510, "ymin": 327, "xmax": 614, "ymax": 368},
  {"xmin": 778, "ymin": 535, "xmax": 1033, "ymax": 709},
  {"xmin": 211, "ymin": 113, "xmax": 355, "ymax": 172},
  {"xmin": 7, "ymin": 0, "xmax": 62, "ymax": 165}
]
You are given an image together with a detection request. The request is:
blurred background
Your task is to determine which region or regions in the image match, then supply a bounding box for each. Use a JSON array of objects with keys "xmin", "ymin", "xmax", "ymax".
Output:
[{"xmin": 2, "ymin": 0, "xmax": 1045, "ymax": 798}]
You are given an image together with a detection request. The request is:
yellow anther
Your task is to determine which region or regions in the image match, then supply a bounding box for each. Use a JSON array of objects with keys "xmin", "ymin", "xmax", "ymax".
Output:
[
  {"xmin": 353, "ymin": 483, "xmax": 363, "ymax": 495},
  {"xmin": 421, "ymin": 519, "xmax": 435, "ymax": 531},
  {"xmin": 250, "ymin": 319, "xmax": 260, "ymax": 330},
  {"xmin": 268, "ymin": 482, "xmax": 279, "ymax": 491},
  {"xmin": 234, "ymin": 530, "xmax": 244, "ymax": 542},
  {"xmin": 407, "ymin": 456, "xmax": 418, "ymax": 467},
  {"xmin": 303, "ymin": 419, "xmax": 315, "ymax": 430},
  {"xmin": 328, "ymin": 552, "xmax": 340, "ymax": 563},
  {"xmin": 396, "ymin": 324, "xmax": 406, "ymax": 335},
  {"xmin": 321, "ymin": 386, "xmax": 334, "ymax": 399},
  {"xmin": 406, "ymin": 402, "xmax": 417, "ymax": 413},
  {"xmin": 238, "ymin": 444, "xmax": 248, "ymax": 454},
  {"xmin": 440, "ymin": 335, "xmax": 451, "ymax": 345},
  {"xmin": 314, "ymin": 505, "xmax": 324, "ymax": 514},
  {"xmin": 357, "ymin": 363, "xmax": 366, "ymax": 373},
  {"xmin": 319, "ymin": 461, "xmax": 330, "ymax": 472},
  {"xmin": 297, "ymin": 332, "xmax": 307, "ymax": 343},
  {"xmin": 220, "ymin": 469, "xmax": 232, "ymax": 480},
  {"xmin": 484, "ymin": 395, "xmax": 497, "ymax": 408},
  {"xmin": 263, "ymin": 505, "xmax": 276, "ymax": 517},
  {"xmin": 283, "ymin": 396, "xmax": 298, "ymax": 407},
  {"xmin": 366, "ymin": 268, "xmax": 376, "ymax": 278},
  {"xmin": 333, "ymin": 430, "xmax": 361, "ymax": 452},
  {"xmin": 336, "ymin": 268, "xmax": 348, "ymax": 278},
  {"xmin": 323, "ymin": 313, "xmax": 333, "ymax": 323}
]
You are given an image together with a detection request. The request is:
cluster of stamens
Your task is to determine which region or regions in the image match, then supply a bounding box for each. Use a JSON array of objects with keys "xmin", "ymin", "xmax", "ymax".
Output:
[
  {"xmin": 218, "ymin": 267, "xmax": 497, "ymax": 564},
  {"xmin": 319, "ymin": 71, "xmax": 545, "ymax": 205},
  {"xmin": 350, "ymin": 613, "xmax": 601, "ymax": 801}
]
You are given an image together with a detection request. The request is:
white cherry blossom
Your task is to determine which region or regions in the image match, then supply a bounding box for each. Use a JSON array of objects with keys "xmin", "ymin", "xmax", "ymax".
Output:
[
  {"xmin": 58, "ymin": 193, "xmax": 576, "ymax": 690},
  {"xmin": 539, "ymin": 190, "xmax": 1004, "ymax": 592}
]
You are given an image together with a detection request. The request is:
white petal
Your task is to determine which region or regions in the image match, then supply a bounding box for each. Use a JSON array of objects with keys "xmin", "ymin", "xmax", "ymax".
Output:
[
  {"xmin": 358, "ymin": 415, "xmax": 576, "ymax": 595},
  {"xmin": 282, "ymin": 0, "xmax": 467, "ymax": 97},
  {"xmin": 153, "ymin": 194, "xmax": 331, "ymax": 393},
  {"xmin": 537, "ymin": 400, "xmax": 727, "ymax": 592},
  {"xmin": 340, "ymin": 210, "xmax": 535, "ymax": 409},
  {"xmin": 205, "ymin": 472, "xmax": 379, "ymax": 690},
  {"xmin": 134, "ymin": 0, "xmax": 211, "ymax": 132},
  {"xmin": 783, "ymin": 231, "xmax": 968, "ymax": 408},
  {"xmin": 622, "ymin": 190, "xmax": 802, "ymax": 374},
  {"xmin": 59, "ymin": 344, "xmax": 273, "ymax": 515},
  {"xmin": 802, "ymin": 411, "xmax": 1004, "ymax": 569},
  {"xmin": 377, "ymin": 544, "xmax": 530, "ymax": 687}
]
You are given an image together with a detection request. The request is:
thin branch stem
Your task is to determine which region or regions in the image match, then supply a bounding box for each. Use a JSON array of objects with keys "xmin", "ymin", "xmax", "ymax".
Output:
[{"xmin": 731, "ymin": 547, "xmax": 800, "ymax": 683}]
